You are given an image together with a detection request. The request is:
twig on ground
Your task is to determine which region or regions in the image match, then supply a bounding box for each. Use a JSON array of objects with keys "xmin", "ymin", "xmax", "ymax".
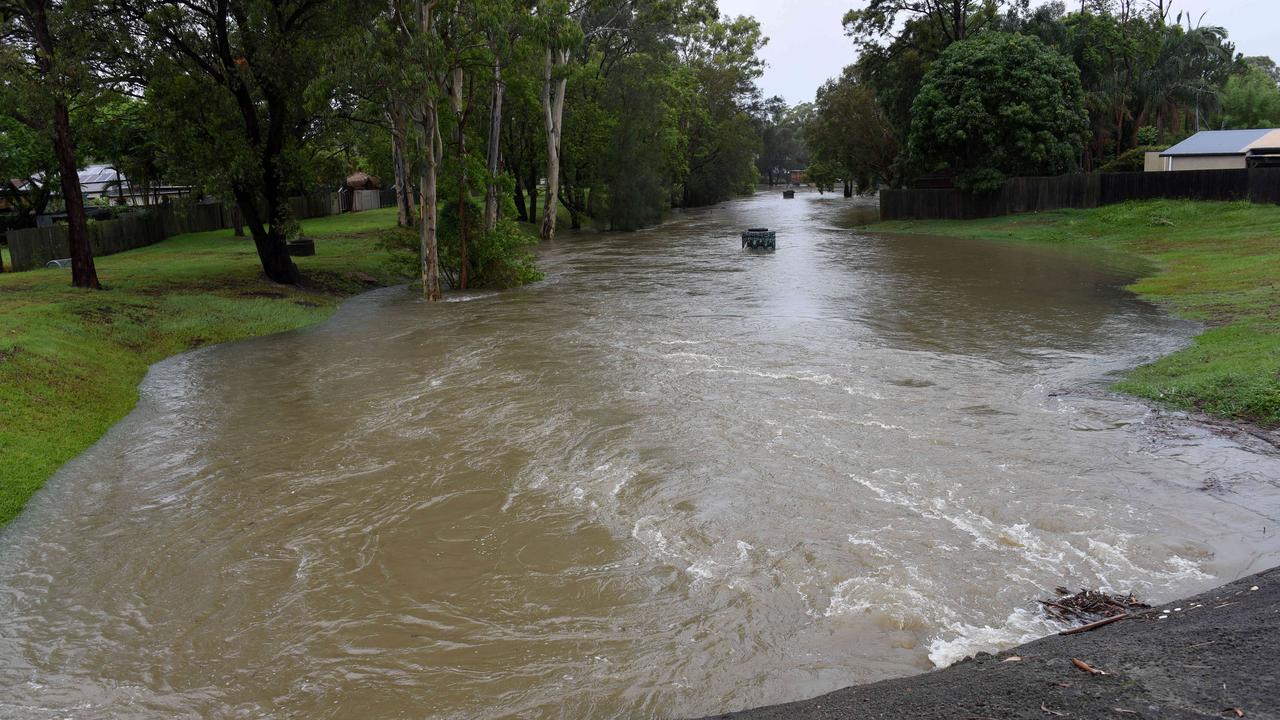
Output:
[{"xmin": 1071, "ymin": 657, "xmax": 1106, "ymax": 675}]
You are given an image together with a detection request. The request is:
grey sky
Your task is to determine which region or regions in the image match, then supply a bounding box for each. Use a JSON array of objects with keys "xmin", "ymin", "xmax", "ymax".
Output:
[{"xmin": 717, "ymin": 0, "xmax": 1278, "ymax": 105}]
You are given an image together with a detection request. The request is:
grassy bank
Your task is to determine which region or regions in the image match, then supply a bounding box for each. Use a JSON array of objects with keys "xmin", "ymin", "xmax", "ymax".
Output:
[
  {"xmin": 0, "ymin": 208, "xmax": 404, "ymax": 528},
  {"xmin": 870, "ymin": 199, "xmax": 1280, "ymax": 428}
]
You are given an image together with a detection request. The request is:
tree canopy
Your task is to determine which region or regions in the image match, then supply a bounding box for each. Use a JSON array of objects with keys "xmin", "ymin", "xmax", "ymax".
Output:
[{"xmin": 908, "ymin": 32, "xmax": 1088, "ymax": 191}]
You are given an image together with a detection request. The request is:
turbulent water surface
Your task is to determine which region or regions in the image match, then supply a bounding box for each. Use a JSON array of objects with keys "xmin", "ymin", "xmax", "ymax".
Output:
[{"xmin": 3, "ymin": 191, "xmax": 1279, "ymax": 719}]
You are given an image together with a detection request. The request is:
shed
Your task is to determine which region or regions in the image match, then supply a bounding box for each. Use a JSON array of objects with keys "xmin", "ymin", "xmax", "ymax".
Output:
[{"xmin": 1154, "ymin": 129, "xmax": 1280, "ymax": 171}]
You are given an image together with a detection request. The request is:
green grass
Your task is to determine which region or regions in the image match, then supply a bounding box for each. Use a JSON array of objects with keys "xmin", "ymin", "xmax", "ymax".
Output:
[
  {"xmin": 871, "ymin": 199, "xmax": 1280, "ymax": 427},
  {"xmin": 0, "ymin": 208, "xmax": 405, "ymax": 528}
]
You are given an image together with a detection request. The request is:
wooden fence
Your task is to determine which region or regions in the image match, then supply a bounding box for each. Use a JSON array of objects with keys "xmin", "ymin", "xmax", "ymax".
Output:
[
  {"xmin": 880, "ymin": 168, "xmax": 1280, "ymax": 221},
  {"xmin": 5, "ymin": 190, "xmax": 396, "ymax": 272}
]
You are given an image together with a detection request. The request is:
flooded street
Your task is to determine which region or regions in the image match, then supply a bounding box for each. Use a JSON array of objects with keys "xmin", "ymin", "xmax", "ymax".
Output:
[{"xmin": 2, "ymin": 191, "xmax": 1279, "ymax": 718}]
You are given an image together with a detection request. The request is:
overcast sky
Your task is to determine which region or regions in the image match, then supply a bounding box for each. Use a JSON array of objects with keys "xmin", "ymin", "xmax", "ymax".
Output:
[{"xmin": 716, "ymin": 0, "xmax": 1278, "ymax": 105}]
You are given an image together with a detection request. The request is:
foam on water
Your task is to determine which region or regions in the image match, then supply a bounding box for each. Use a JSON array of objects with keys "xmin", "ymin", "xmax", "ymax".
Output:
[{"xmin": 927, "ymin": 607, "xmax": 1064, "ymax": 668}]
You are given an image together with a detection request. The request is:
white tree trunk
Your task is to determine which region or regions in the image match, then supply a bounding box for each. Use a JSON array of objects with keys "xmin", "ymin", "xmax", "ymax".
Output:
[
  {"xmin": 415, "ymin": 0, "xmax": 442, "ymax": 301},
  {"xmin": 484, "ymin": 58, "xmax": 504, "ymax": 232},
  {"xmin": 419, "ymin": 99, "xmax": 442, "ymax": 302},
  {"xmin": 540, "ymin": 47, "xmax": 568, "ymax": 241},
  {"xmin": 390, "ymin": 101, "xmax": 415, "ymax": 227}
]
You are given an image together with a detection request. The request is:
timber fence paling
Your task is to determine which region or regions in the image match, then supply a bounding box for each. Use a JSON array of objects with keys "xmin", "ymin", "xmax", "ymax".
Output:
[
  {"xmin": 351, "ymin": 189, "xmax": 382, "ymax": 212},
  {"xmin": 4, "ymin": 189, "xmax": 395, "ymax": 272},
  {"xmin": 880, "ymin": 168, "xmax": 1274, "ymax": 221},
  {"xmin": 1249, "ymin": 168, "xmax": 1280, "ymax": 205}
]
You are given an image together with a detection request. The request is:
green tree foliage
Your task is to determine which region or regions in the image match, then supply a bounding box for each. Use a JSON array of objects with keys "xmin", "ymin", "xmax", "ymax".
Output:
[
  {"xmin": 805, "ymin": 66, "xmax": 898, "ymax": 194},
  {"xmin": 844, "ymin": 0, "xmax": 1007, "ymax": 50},
  {"xmin": 0, "ymin": 114, "xmax": 57, "ymax": 226},
  {"xmin": 755, "ymin": 98, "xmax": 809, "ymax": 187},
  {"xmin": 908, "ymin": 32, "xmax": 1088, "ymax": 191},
  {"xmin": 1218, "ymin": 65, "xmax": 1280, "ymax": 129},
  {"xmin": 838, "ymin": 1, "xmax": 1242, "ymax": 182},
  {"xmin": 122, "ymin": 0, "xmax": 378, "ymax": 284},
  {"xmin": 78, "ymin": 96, "xmax": 176, "ymax": 205},
  {"xmin": 1, "ymin": 0, "xmax": 108, "ymax": 286}
]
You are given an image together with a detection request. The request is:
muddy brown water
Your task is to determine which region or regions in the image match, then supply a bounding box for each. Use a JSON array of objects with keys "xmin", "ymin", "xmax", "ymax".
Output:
[{"xmin": 2, "ymin": 191, "xmax": 1279, "ymax": 719}]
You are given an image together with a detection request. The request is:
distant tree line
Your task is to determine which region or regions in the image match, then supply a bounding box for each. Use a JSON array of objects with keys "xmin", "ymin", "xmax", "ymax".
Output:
[
  {"xmin": 761, "ymin": 0, "xmax": 1280, "ymax": 194},
  {"xmin": 0, "ymin": 0, "xmax": 773, "ymax": 293}
]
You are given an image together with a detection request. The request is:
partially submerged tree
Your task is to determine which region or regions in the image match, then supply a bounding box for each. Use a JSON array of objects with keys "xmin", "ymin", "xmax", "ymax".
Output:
[
  {"xmin": 806, "ymin": 66, "xmax": 898, "ymax": 194},
  {"xmin": 534, "ymin": 0, "xmax": 581, "ymax": 241}
]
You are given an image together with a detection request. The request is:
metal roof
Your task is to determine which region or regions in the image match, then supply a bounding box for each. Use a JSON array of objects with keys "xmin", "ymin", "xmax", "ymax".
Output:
[{"xmin": 1160, "ymin": 129, "xmax": 1275, "ymax": 156}]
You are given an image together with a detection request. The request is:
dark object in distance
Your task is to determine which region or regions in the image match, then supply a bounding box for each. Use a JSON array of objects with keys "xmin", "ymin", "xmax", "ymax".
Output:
[
  {"xmin": 783, "ymin": 190, "xmax": 795, "ymax": 199},
  {"xmin": 287, "ymin": 237, "xmax": 315, "ymax": 257}
]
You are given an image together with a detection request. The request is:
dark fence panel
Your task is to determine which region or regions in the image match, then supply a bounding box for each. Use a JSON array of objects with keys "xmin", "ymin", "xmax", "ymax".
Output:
[
  {"xmin": 1098, "ymin": 169, "xmax": 1249, "ymax": 204},
  {"xmin": 1249, "ymin": 168, "xmax": 1280, "ymax": 205},
  {"xmin": 881, "ymin": 168, "xmax": 1272, "ymax": 221},
  {"xmin": 6, "ymin": 189, "xmax": 397, "ymax": 271}
]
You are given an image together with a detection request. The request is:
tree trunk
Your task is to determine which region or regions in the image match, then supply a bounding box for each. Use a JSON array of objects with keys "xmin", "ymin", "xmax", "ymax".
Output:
[
  {"xmin": 559, "ymin": 187, "xmax": 580, "ymax": 230},
  {"xmin": 484, "ymin": 58, "xmax": 505, "ymax": 232},
  {"xmin": 29, "ymin": 0, "xmax": 99, "ymax": 289},
  {"xmin": 231, "ymin": 185, "xmax": 297, "ymax": 284},
  {"xmin": 449, "ymin": 66, "xmax": 469, "ymax": 290},
  {"xmin": 390, "ymin": 101, "xmax": 415, "ymax": 227},
  {"xmin": 419, "ymin": 98, "xmax": 442, "ymax": 302},
  {"xmin": 256, "ymin": 146, "xmax": 301, "ymax": 283},
  {"xmin": 540, "ymin": 47, "xmax": 569, "ymax": 241},
  {"xmin": 514, "ymin": 174, "xmax": 528, "ymax": 222},
  {"xmin": 527, "ymin": 163, "xmax": 538, "ymax": 222},
  {"xmin": 52, "ymin": 100, "xmax": 99, "ymax": 289}
]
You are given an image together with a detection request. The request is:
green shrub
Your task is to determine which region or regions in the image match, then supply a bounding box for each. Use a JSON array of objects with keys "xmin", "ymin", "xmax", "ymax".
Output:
[
  {"xmin": 1100, "ymin": 145, "xmax": 1167, "ymax": 173},
  {"xmin": 378, "ymin": 213, "xmax": 542, "ymax": 290}
]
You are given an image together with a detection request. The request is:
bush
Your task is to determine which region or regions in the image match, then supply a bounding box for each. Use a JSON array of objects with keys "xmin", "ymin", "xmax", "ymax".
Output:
[
  {"xmin": 377, "ymin": 213, "xmax": 543, "ymax": 291},
  {"xmin": 1099, "ymin": 146, "xmax": 1166, "ymax": 173}
]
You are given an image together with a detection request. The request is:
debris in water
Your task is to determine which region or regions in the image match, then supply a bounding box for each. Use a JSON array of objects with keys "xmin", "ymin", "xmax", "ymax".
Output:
[{"xmin": 1042, "ymin": 587, "xmax": 1149, "ymax": 629}]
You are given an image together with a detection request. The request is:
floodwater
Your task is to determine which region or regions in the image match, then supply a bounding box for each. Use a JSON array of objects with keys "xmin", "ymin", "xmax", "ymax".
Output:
[{"xmin": 2, "ymin": 190, "xmax": 1279, "ymax": 719}]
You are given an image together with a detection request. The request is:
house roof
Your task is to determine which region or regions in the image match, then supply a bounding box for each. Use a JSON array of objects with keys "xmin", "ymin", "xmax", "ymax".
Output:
[
  {"xmin": 78, "ymin": 164, "xmax": 126, "ymax": 194},
  {"xmin": 1161, "ymin": 129, "xmax": 1280, "ymax": 156}
]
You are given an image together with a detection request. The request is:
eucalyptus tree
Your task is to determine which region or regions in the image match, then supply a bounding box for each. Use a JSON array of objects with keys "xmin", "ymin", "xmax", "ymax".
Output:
[
  {"xmin": 0, "ymin": 0, "xmax": 105, "ymax": 288},
  {"xmin": 122, "ymin": 0, "xmax": 377, "ymax": 285},
  {"xmin": 533, "ymin": 0, "xmax": 582, "ymax": 241}
]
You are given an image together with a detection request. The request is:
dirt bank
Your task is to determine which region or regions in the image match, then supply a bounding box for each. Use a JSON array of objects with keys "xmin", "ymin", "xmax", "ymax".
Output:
[{"xmin": 702, "ymin": 567, "xmax": 1280, "ymax": 719}]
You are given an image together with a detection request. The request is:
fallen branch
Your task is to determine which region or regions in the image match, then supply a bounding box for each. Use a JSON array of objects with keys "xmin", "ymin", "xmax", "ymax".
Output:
[{"xmin": 1059, "ymin": 613, "xmax": 1130, "ymax": 635}]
